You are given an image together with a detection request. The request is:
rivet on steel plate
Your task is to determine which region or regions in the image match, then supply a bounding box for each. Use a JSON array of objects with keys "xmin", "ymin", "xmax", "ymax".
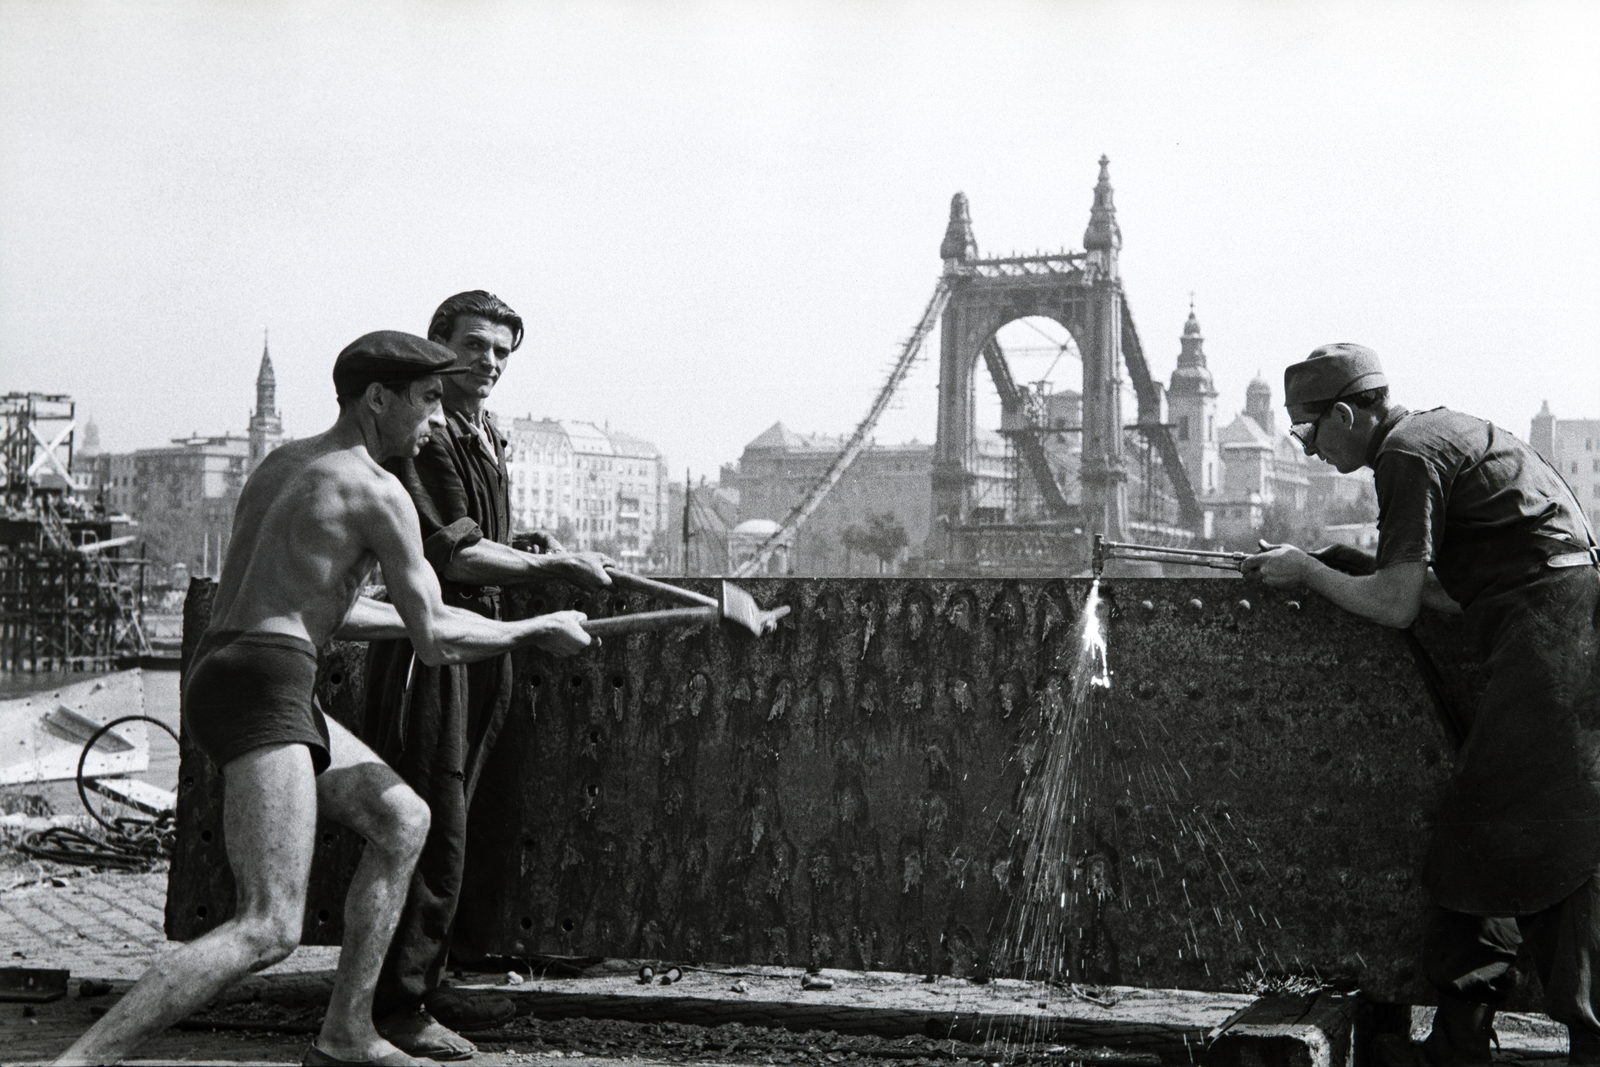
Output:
[
  {"xmin": 1237, "ymin": 599, "xmax": 1251, "ymax": 611},
  {"xmin": 1140, "ymin": 600, "xmax": 1154, "ymax": 613},
  {"xmin": 1188, "ymin": 598, "xmax": 1204, "ymax": 612},
  {"xmin": 1287, "ymin": 600, "xmax": 1301, "ymax": 611}
]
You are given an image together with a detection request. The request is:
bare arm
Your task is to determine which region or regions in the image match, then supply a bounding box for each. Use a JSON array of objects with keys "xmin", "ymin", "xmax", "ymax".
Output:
[
  {"xmin": 1242, "ymin": 542, "xmax": 1428, "ymax": 629},
  {"xmin": 1421, "ymin": 567, "xmax": 1464, "ymax": 614},
  {"xmin": 440, "ymin": 540, "xmax": 615, "ymax": 590},
  {"xmin": 359, "ymin": 480, "xmax": 591, "ymax": 664},
  {"xmin": 333, "ymin": 596, "xmax": 409, "ymax": 641}
]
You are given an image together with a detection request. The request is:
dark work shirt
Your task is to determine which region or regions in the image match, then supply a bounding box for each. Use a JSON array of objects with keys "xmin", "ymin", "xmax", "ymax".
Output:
[
  {"xmin": 1368, "ymin": 408, "xmax": 1600, "ymax": 916},
  {"xmin": 1371, "ymin": 406, "xmax": 1590, "ymax": 575},
  {"xmin": 385, "ymin": 408, "xmax": 511, "ymax": 611}
]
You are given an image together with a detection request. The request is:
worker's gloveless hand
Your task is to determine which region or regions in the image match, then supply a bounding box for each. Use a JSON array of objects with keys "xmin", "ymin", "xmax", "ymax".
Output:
[
  {"xmin": 519, "ymin": 530, "xmax": 568, "ymax": 555},
  {"xmin": 532, "ymin": 609, "xmax": 593, "ymax": 655},
  {"xmin": 553, "ymin": 552, "xmax": 615, "ymax": 589},
  {"xmin": 1309, "ymin": 543, "xmax": 1377, "ymax": 576},
  {"xmin": 1241, "ymin": 540, "xmax": 1310, "ymax": 588}
]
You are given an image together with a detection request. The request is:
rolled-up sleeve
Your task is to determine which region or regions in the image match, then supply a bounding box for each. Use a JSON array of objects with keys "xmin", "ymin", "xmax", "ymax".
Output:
[
  {"xmin": 1374, "ymin": 451, "xmax": 1444, "ymax": 569},
  {"xmin": 388, "ymin": 436, "xmax": 484, "ymax": 575}
]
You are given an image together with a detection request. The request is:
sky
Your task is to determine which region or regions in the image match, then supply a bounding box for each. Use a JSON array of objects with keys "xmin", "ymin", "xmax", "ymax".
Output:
[{"xmin": 2, "ymin": 0, "xmax": 1597, "ymax": 482}]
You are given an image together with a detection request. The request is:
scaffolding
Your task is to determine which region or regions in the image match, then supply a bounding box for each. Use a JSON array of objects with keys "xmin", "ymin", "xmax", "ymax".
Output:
[{"xmin": 1, "ymin": 392, "xmax": 150, "ymax": 673}]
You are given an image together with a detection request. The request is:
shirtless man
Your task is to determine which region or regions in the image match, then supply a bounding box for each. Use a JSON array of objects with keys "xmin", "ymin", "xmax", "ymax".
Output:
[{"xmin": 56, "ymin": 331, "xmax": 591, "ymax": 1067}]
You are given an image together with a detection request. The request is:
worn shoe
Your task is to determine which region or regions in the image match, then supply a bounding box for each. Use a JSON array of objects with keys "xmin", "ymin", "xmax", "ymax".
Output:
[
  {"xmin": 1371, "ymin": 1001, "xmax": 1496, "ymax": 1067},
  {"xmin": 426, "ymin": 987, "xmax": 518, "ymax": 1033},
  {"xmin": 1571, "ymin": 1026, "xmax": 1600, "ymax": 1067},
  {"xmin": 375, "ymin": 1007, "xmax": 477, "ymax": 1062},
  {"xmin": 303, "ymin": 1043, "xmax": 441, "ymax": 1066}
]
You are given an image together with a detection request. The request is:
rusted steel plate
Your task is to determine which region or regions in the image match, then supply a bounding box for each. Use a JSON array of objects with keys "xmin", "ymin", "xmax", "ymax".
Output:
[{"xmin": 167, "ymin": 577, "xmax": 1491, "ymax": 1003}]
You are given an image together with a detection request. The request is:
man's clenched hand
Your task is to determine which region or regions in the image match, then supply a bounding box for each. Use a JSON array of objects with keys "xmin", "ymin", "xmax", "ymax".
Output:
[
  {"xmin": 530, "ymin": 609, "xmax": 592, "ymax": 656},
  {"xmin": 550, "ymin": 551, "xmax": 614, "ymax": 590},
  {"xmin": 1241, "ymin": 540, "xmax": 1311, "ymax": 589}
]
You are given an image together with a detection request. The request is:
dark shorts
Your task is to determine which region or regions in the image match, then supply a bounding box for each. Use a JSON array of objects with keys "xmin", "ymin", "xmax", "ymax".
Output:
[{"xmin": 182, "ymin": 630, "xmax": 332, "ymax": 775}]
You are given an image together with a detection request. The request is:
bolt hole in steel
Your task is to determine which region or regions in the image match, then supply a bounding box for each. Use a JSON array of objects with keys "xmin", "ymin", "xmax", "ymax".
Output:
[
  {"xmin": 570, "ymin": 675, "xmax": 584, "ymax": 689},
  {"xmin": 561, "ymin": 917, "xmax": 576, "ymax": 932},
  {"xmin": 317, "ymin": 909, "xmax": 330, "ymax": 924},
  {"xmin": 585, "ymin": 783, "xmax": 601, "ymax": 797},
  {"xmin": 329, "ymin": 671, "xmax": 344, "ymax": 687},
  {"xmin": 520, "ymin": 916, "xmax": 534, "ymax": 931},
  {"xmin": 610, "ymin": 675, "xmax": 624, "ymax": 689},
  {"xmin": 322, "ymin": 831, "xmax": 335, "ymax": 844},
  {"xmin": 528, "ymin": 674, "xmax": 542, "ymax": 688},
  {"xmin": 195, "ymin": 905, "xmax": 208, "ymax": 919},
  {"xmin": 183, "ymin": 776, "xmax": 194, "ymax": 788},
  {"xmin": 569, "ymin": 600, "xmax": 585, "ymax": 612},
  {"xmin": 531, "ymin": 599, "xmax": 546, "ymax": 613},
  {"xmin": 589, "ymin": 730, "xmax": 603, "ymax": 745},
  {"xmin": 200, "ymin": 829, "xmax": 213, "ymax": 843}
]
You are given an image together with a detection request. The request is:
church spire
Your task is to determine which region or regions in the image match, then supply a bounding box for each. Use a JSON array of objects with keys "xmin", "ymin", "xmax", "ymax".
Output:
[
  {"xmin": 248, "ymin": 328, "xmax": 283, "ymax": 472},
  {"xmin": 940, "ymin": 192, "xmax": 978, "ymax": 266},
  {"xmin": 1168, "ymin": 298, "xmax": 1216, "ymax": 397},
  {"xmin": 255, "ymin": 329, "xmax": 276, "ymax": 415}
]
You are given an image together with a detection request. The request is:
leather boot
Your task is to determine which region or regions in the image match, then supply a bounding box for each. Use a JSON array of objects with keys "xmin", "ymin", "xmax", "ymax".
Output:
[{"xmin": 1419, "ymin": 999, "xmax": 1496, "ymax": 1066}]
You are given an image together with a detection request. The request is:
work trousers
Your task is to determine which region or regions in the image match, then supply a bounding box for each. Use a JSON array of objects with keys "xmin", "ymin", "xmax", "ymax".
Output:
[
  {"xmin": 365, "ymin": 642, "xmax": 514, "ymax": 1019},
  {"xmin": 1423, "ymin": 872, "xmax": 1600, "ymax": 1054}
]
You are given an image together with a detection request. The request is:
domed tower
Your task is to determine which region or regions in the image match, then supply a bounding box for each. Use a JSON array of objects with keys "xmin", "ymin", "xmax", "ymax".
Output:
[
  {"xmin": 1245, "ymin": 371, "xmax": 1275, "ymax": 435},
  {"xmin": 1167, "ymin": 300, "xmax": 1220, "ymax": 497},
  {"xmin": 248, "ymin": 330, "xmax": 284, "ymax": 472}
]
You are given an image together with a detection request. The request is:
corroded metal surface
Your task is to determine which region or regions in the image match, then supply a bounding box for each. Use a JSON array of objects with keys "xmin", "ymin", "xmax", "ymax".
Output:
[{"xmin": 168, "ymin": 577, "xmax": 1491, "ymax": 1003}]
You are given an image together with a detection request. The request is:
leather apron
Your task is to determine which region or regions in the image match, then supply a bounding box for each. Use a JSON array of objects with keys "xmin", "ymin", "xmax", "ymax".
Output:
[{"xmin": 1421, "ymin": 530, "xmax": 1600, "ymax": 916}]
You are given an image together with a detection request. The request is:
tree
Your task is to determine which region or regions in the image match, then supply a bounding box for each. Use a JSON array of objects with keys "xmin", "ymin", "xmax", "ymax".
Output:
[{"xmin": 844, "ymin": 512, "xmax": 909, "ymax": 574}]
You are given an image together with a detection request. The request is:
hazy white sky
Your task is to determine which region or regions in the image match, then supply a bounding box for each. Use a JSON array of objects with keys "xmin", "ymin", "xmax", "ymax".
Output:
[{"xmin": 2, "ymin": 0, "xmax": 1597, "ymax": 480}]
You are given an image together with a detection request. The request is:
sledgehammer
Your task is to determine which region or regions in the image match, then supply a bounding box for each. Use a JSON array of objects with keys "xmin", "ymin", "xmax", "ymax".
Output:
[{"xmin": 577, "ymin": 571, "xmax": 790, "ymax": 639}]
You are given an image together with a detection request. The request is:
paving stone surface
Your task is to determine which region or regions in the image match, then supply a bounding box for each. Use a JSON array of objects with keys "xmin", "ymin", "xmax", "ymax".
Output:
[
  {"xmin": 0, "ymin": 869, "xmax": 339, "ymax": 980},
  {"xmin": 0, "ymin": 869, "xmax": 1578, "ymax": 1065}
]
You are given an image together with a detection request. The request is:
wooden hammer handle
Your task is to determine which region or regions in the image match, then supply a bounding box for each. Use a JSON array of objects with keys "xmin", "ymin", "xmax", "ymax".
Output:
[
  {"xmin": 581, "ymin": 606, "xmax": 718, "ymax": 637},
  {"xmin": 603, "ymin": 568, "xmax": 718, "ymax": 608}
]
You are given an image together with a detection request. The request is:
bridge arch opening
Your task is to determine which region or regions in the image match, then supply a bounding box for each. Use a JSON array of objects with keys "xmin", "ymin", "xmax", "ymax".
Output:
[{"xmin": 967, "ymin": 316, "xmax": 1085, "ymax": 524}]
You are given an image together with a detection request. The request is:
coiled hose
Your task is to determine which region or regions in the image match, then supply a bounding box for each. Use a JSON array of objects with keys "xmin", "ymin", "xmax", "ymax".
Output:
[{"xmin": 17, "ymin": 715, "xmax": 179, "ymax": 872}]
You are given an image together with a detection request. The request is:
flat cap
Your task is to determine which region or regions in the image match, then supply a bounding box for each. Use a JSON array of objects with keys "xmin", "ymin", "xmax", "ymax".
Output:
[
  {"xmin": 333, "ymin": 330, "xmax": 460, "ymax": 401},
  {"xmin": 1283, "ymin": 343, "xmax": 1387, "ymax": 423}
]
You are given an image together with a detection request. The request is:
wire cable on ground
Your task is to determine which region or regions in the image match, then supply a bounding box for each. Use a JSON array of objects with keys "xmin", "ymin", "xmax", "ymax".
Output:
[{"xmin": 17, "ymin": 714, "xmax": 179, "ymax": 872}]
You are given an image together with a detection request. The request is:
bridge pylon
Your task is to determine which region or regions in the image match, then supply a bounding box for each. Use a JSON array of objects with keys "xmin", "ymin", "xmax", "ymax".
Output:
[{"xmin": 930, "ymin": 157, "xmax": 1197, "ymax": 571}]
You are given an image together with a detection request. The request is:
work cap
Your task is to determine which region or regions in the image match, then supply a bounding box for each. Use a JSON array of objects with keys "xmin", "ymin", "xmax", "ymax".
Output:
[
  {"xmin": 333, "ymin": 331, "xmax": 461, "ymax": 401},
  {"xmin": 1283, "ymin": 343, "xmax": 1387, "ymax": 423}
]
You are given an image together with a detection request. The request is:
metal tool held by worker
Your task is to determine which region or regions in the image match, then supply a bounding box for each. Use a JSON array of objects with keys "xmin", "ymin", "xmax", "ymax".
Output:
[
  {"xmin": 580, "ymin": 570, "xmax": 790, "ymax": 639},
  {"xmin": 1091, "ymin": 535, "xmax": 1250, "ymax": 577}
]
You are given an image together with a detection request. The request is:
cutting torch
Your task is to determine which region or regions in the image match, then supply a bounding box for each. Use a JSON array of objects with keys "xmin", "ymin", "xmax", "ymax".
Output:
[{"xmin": 1091, "ymin": 535, "xmax": 1250, "ymax": 577}]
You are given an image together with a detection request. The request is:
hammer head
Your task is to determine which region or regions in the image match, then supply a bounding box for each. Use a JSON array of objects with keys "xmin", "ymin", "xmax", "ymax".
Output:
[{"xmin": 718, "ymin": 581, "xmax": 791, "ymax": 637}]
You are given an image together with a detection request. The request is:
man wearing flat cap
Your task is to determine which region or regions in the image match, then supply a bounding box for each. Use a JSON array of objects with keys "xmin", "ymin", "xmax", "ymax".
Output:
[
  {"xmin": 57, "ymin": 332, "xmax": 593, "ymax": 1066},
  {"xmin": 1244, "ymin": 344, "xmax": 1600, "ymax": 1066},
  {"xmin": 362, "ymin": 292, "xmax": 613, "ymax": 1060}
]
